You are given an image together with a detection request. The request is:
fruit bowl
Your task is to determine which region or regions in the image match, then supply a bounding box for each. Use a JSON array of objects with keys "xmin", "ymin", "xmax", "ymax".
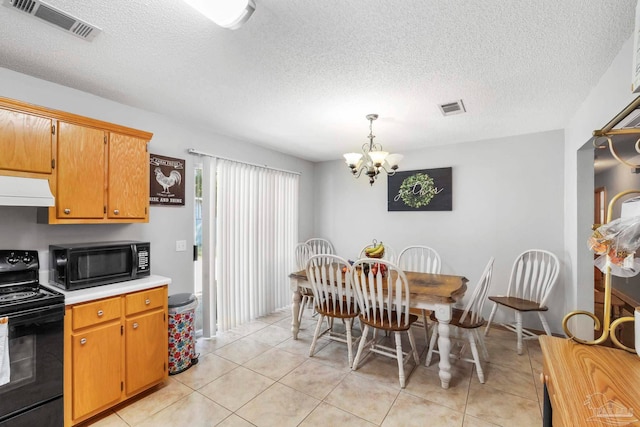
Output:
[
  {"xmin": 366, "ymin": 250, "xmax": 384, "ymax": 259},
  {"xmin": 364, "ymin": 240, "xmax": 385, "ymax": 259}
]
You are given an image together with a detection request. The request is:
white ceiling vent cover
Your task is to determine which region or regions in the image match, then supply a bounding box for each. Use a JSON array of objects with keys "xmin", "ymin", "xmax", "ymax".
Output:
[
  {"xmin": 438, "ymin": 100, "xmax": 466, "ymax": 116},
  {"xmin": 3, "ymin": 0, "xmax": 101, "ymax": 41}
]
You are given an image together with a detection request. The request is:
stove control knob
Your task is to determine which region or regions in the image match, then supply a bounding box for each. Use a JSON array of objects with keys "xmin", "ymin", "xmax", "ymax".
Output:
[
  {"xmin": 7, "ymin": 252, "xmax": 18, "ymax": 264},
  {"xmin": 22, "ymin": 253, "xmax": 33, "ymax": 263}
]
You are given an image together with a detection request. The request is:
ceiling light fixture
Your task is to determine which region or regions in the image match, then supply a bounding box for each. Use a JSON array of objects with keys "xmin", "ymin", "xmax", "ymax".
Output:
[
  {"xmin": 343, "ymin": 114, "xmax": 403, "ymax": 186},
  {"xmin": 182, "ymin": 0, "xmax": 256, "ymax": 30}
]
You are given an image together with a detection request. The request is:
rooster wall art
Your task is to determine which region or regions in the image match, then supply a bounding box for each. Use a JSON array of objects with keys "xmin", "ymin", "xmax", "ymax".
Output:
[{"xmin": 154, "ymin": 167, "xmax": 182, "ymax": 195}]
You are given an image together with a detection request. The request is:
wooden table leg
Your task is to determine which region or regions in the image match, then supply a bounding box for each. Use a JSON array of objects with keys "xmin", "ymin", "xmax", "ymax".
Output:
[
  {"xmin": 434, "ymin": 304, "xmax": 452, "ymax": 389},
  {"xmin": 291, "ymin": 277, "xmax": 302, "ymax": 340}
]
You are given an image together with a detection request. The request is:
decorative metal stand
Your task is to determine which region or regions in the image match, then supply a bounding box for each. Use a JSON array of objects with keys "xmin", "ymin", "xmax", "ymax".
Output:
[{"xmin": 562, "ymin": 190, "xmax": 638, "ymax": 353}]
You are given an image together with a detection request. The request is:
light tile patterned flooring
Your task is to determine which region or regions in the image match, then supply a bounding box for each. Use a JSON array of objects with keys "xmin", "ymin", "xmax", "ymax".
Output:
[{"xmin": 80, "ymin": 308, "xmax": 545, "ymax": 427}]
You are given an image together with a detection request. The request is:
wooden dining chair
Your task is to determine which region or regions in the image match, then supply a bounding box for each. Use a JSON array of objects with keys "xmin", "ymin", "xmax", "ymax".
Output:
[
  {"xmin": 398, "ymin": 245, "xmax": 442, "ymax": 345},
  {"xmin": 305, "ymin": 238, "xmax": 335, "ymax": 255},
  {"xmin": 295, "ymin": 242, "xmax": 315, "ymax": 322},
  {"xmin": 484, "ymin": 249, "xmax": 560, "ymax": 355},
  {"xmin": 425, "ymin": 257, "xmax": 494, "ymax": 383},
  {"xmin": 351, "ymin": 258, "xmax": 420, "ymax": 388},
  {"xmin": 307, "ymin": 254, "xmax": 360, "ymax": 367}
]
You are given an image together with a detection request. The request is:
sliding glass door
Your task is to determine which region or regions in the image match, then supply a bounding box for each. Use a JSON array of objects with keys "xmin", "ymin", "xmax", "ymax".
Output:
[{"xmin": 198, "ymin": 157, "xmax": 299, "ymax": 336}]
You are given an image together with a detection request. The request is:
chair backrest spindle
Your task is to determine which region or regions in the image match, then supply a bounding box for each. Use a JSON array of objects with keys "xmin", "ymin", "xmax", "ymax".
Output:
[
  {"xmin": 505, "ymin": 250, "xmax": 559, "ymax": 308},
  {"xmin": 459, "ymin": 257, "xmax": 494, "ymax": 326},
  {"xmin": 295, "ymin": 243, "xmax": 313, "ymax": 271},
  {"xmin": 305, "ymin": 238, "xmax": 334, "ymax": 255},
  {"xmin": 398, "ymin": 245, "xmax": 441, "ymax": 274},
  {"xmin": 307, "ymin": 254, "xmax": 354, "ymax": 317},
  {"xmin": 352, "ymin": 259, "xmax": 411, "ymax": 328}
]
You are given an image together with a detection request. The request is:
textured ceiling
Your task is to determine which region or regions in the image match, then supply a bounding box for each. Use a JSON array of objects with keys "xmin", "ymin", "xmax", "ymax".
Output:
[{"xmin": 0, "ymin": 1, "xmax": 636, "ymax": 162}]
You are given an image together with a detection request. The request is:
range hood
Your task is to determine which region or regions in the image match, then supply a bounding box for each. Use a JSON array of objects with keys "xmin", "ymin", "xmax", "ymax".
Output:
[{"xmin": 0, "ymin": 176, "xmax": 55, "ymax": 207}]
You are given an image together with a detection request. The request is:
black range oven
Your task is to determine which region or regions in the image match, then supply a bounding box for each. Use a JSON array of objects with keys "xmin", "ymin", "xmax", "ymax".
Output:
[{"xmin": 0, "ymin": 250, "xmax": 64, "ymax": 427}]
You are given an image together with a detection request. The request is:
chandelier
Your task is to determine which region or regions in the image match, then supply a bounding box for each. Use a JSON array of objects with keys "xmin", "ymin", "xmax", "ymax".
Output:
[{"xmin": 343, "ymin": 114, "xmax": 403, "ymax": 185}]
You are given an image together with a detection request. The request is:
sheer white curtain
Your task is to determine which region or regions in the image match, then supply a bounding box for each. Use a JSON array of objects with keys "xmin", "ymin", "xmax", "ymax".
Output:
[{"xmin": 214, "ymin": 159, "xmax": 298, "ymax": 332}]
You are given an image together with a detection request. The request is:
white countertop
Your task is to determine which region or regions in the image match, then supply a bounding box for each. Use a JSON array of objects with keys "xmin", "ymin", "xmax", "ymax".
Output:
[{"xmin": 43, "ymin": 274, "xmax": 172, "ymax": 305}]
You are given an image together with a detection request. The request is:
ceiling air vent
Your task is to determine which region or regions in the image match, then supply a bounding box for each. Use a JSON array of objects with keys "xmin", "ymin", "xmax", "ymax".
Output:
[
  {"xmin": 438, "ymin": 99, "xmax": 466, "ymax": 116},
  {"xmin": 3, "ymin": 0, "xmax": 101, "ymax": 41}
]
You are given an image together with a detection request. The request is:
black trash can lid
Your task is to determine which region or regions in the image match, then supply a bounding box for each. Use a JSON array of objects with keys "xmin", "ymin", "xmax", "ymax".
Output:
[{"xmin": 168, "ymin": 293, "xmax": 197, "ymax": 308}]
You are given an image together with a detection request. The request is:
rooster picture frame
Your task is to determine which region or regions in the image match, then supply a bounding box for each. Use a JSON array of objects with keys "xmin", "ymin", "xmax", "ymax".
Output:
[{"xmin": 150, "ymin": 154, "xmax": 185, "ymax": 206}]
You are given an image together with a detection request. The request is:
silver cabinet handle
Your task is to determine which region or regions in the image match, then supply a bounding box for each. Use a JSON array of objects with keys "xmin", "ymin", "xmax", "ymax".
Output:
[
  {"xmin": 64, "ymin": 208, "xmax": 71, "ymax": 214},
  {"xmin": 145, "ymin": 299, "xmax": 150, "ymax": 305},
  {"xmin": 133, "ymin": 322, "xmax": 139, "ymax": 329},
  {"xmin": 97, "ymin": 310, "xmax": 104, "ymax": 317},
  {"xmin": 113, "ymin": 209, "xmax": 120, "ymax": 215},
  {"xmin": 80, "ymin": 338, "xmax": 87, "ymax": 345}
]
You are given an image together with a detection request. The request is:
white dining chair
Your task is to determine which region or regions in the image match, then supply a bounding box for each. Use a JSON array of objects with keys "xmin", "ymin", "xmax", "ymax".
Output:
[
  {"xmin": 397, "ymin": 245, "xmax": 442, "ymax": 344},
  {"xmin": 425, "ymin": 257, "xmax": 494, "ymax": 383},
  {"xmin": 351, "ymin": 258, "xmax": 420, "ymax": 388},
  {"xmin": 305, "ymin": 238, "xmax": 335, "ymax": 255},
  {"xmin": 307, "ymin": 254, "xmax": 360, "ymax": 367},
  {"xmin": 484, "ymin": 249, "xmax": 560, "ymax": 355},
  {"xmin": 294, "ymin": 242, "xmax": 315, "ymax": 322}
]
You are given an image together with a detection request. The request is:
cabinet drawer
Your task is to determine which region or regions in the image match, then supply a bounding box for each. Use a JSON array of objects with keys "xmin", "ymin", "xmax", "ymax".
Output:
[
  {"xmin": 72, "ymin": 297, "xmax": 121, "ymax": 330},
  {"xmin": 125, "ymin": 287, "xmax": 165, "ymax": 316}
]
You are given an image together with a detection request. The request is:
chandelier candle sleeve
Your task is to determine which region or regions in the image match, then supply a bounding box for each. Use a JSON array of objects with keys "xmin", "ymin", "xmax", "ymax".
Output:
[
  {"xmin": 343, "ymin": 114, "xmax": 403, "ymax": 185},
  {"xmin": 344, "ymin": 152, "xmax": 363, "ymax": 168}
]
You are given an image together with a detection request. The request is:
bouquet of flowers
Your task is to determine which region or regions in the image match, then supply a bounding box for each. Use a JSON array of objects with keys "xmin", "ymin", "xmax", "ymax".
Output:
[{"xmin": 588, "ymin": 216, "xmax": 640, "ymax": 277}]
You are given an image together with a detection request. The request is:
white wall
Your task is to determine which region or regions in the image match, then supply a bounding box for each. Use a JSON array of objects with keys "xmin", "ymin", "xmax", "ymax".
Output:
[
  {"xmin": 564, "ymin": 35, "xmax": 638, "ymax": 339},
  {"xmin": 314, "ymin": 130, "xmax": 566, "ymax": 333},
  {"xmin": 0, "ymin": 67, "xmax": 315, "ymax": 296}
]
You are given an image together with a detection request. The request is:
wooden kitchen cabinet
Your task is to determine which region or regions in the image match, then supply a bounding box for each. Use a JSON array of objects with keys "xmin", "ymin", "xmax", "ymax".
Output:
[
  {"xmin": 124, "ymin": 286, "xmax": 167, "ymax": 395},
  {"xmin": 64, "ymin": 285, "xmax": 168, "ymax": 427},
  {"xmin": 71, "ymin": 322, "xmax": 122, "ymax": 421},
  {"xmin": 0, "ymin": 103, "xmax": 53, "ymax": 176},
  {"xmin": 0, "ymin": 96, "xmax": 152, "ymax": 224},
  {"xmin": 125, "ymin": 310, "xmax": 166, "ymax": 395},
  {"xmin": 107, "ymin": 132, "xmax": 149, "ymax": 220},
  {"xmin": 56, "ymin": 122, "xmax": 106, "ymax": 219},
  {"xmin": 48, "ymin": 122, "xmax": 150, "ymax": 223}
]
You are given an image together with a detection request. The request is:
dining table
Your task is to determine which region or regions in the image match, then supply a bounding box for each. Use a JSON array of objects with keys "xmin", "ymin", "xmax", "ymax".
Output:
[{"xmin": 288, "ymin": 269, "xmax": 468, "ymax": 389}]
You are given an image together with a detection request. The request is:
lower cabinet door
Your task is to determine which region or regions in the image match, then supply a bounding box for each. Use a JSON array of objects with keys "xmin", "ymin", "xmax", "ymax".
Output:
[
  {"xmin": 72, "ymin": 322, "xmax": 122, "ymax": 420},
  {"xmin": 125, "ymin": 310, "xmax": 166, "ymax": 395}
]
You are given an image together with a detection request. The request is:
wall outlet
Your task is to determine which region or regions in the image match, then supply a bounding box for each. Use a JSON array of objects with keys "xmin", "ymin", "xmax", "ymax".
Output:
[{"xmin": 176, "ymin": 240, "xmax": 187, "ymax": 252}]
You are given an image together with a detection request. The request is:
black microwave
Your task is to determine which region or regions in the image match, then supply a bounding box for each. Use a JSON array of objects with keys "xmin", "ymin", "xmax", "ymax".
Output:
[{"xmin": 49, "ymin": 241, "xmax": 150, "ymax": 290}]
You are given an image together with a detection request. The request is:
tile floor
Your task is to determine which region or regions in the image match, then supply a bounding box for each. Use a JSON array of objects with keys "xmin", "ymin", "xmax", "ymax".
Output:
[{"xmin": 80, "ymin": 308, "xmax": 545, "ymax": 427}]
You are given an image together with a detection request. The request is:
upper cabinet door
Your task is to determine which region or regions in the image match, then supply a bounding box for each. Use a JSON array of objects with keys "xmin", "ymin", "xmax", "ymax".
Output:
[
  {"xmin": 57, "ymin": 122, "xmax": 106, "ymax": 219},
  {"xmin": 107, "ymin": 133, "xmax": 148, "ymax": 219},
  {"xmin": 0, "ymin": 108, "xmax": 52, "ymax": 174}
]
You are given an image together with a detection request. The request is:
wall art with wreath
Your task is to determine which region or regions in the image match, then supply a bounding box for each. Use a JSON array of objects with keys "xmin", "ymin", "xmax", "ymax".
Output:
[{"xmin": 387, "ymin": 167, "xmax": 452, "ymax": 211}]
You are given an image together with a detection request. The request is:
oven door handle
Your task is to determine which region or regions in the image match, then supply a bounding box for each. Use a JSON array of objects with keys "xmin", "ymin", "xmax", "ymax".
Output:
[{"xmin": 6, "ymin": 303, "xmax": 65, "ymax": 326}]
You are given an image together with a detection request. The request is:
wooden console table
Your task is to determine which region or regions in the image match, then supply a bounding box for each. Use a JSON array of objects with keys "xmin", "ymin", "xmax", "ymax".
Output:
[{"xmin": 539, "ymin": 335, "xmax": 640, "ymax": 426}]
